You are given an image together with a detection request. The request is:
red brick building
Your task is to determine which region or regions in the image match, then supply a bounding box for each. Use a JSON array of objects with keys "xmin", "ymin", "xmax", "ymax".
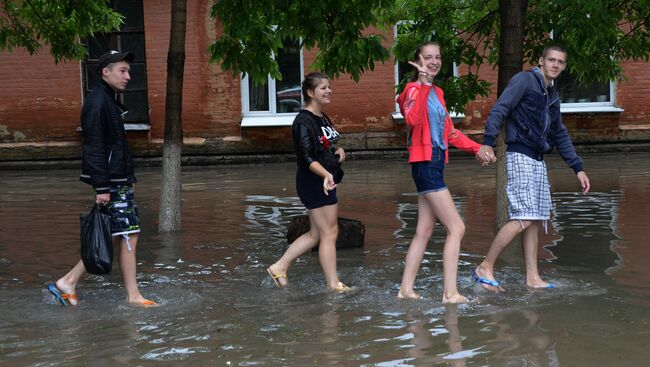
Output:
[{"xmin": 1, "ymin": 0, "xmax": 649, "ymax": 162}]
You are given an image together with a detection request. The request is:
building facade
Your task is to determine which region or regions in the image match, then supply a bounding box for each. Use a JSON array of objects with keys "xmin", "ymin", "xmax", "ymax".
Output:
[{"xmin": 1, "ymin": 0, "xmax": 649, "ymax": 162}]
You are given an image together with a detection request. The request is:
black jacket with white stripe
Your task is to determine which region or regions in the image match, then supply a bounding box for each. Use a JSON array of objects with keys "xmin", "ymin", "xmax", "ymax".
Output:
[{"xmin": 79, "ymin": 79, "xmax": 136, "ymax": 194}]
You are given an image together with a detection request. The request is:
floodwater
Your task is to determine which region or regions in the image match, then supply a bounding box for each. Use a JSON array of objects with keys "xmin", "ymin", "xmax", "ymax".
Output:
[{"xmin": 1, "ymin": 152, "xmax": 649, "ymax": 366}]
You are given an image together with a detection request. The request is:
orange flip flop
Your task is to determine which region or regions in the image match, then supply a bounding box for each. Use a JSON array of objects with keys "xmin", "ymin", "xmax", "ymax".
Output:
[
  {"xmin": 47, "ymin": 284, "xmax": 78, "ymax": 306},
  {"xmin": 130, "ymin": 299, "xmax": 159, "ymax": 308}
]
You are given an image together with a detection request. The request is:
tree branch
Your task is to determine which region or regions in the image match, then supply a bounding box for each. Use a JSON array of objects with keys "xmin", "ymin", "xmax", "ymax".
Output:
[
  {"xmin": 23, "ymin": 0, "xmax": 54, "ymax": 32},
  {"xmin": 455, "ymin": 8, "xmax": 499, "ymax": 37}
]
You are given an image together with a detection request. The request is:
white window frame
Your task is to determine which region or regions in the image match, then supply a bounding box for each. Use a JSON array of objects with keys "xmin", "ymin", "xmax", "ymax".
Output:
[
  {"xmin": 558, "ymin": 80, "xmax": 623, "ymax": 113},
  {"xmin": 240, "ymin": 41, "xmax": 305, "ymax": 127},
  {"xmin": 392, "ymin": 24, "xmax": 463, "ymax": 122},
  {"xmin": 548, "ymin": 30, "xmax": 622, "ymax": 114}
]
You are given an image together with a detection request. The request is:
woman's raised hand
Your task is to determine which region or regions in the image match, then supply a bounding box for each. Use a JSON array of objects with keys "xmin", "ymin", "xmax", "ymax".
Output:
[{"xmin": 408, "ymin": 54, "xmax": 433, "ymax": 83}]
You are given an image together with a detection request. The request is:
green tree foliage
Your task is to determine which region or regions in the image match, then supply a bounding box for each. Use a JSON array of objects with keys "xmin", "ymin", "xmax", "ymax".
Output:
[
  {"xmin": 0, "ymin": 0, "xmax": 122, "ymax": 62},
  {"xmin": 210, "ymin": 0, "xmax": 650, "ymax": 113},
  {"xmin": 389, "ymin": 0, "xmax": 496, "ymax": 113},
  {"xmin": 392, "ymin": 0, "xmax": 650, "ymax": 110},
  {"xmin": 208, "ymin": 0, "xmax": 391, "ymax": 83},
  {"xmin": 525, "ymin": 0, "xmax": 650, "ymax": 83}
]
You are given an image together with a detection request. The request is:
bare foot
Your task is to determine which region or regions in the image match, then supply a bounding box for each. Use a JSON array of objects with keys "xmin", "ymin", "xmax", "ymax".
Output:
[
  {"xmin": 397, "ymin": 289, "xmax": 422, "ymax": 299},
  {"xmin": 442, "ymin": 293, "xmax": 468, "ymax": 304},
  {"xmin": 55, "ymin": 279, "xmax": 78, "ymax": 306},
  {"xmin": 526, "ymin": 279, "xmax": 555, "ymax": 289},
  {"xmin": 267, "ymin": 264, "xmax": 288, "ymax": 288},
  {"xmin": 127, "ymin": 295, "xmax": 159, "ymax": 307},
  {"xmin": 329, "ymin": 281, "xmax": 352, "ymax": 293}
]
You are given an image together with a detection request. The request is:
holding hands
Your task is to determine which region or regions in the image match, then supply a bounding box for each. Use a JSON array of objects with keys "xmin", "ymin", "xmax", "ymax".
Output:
[{"xmin": 477, "ymin": 145, "xmax": 497, "ymax": 166}]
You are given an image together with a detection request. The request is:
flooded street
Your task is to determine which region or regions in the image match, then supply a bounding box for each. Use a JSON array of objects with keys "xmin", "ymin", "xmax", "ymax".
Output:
[{"xmin": 1, "ymin": 152, "xmax": 649, "ymax": 366}]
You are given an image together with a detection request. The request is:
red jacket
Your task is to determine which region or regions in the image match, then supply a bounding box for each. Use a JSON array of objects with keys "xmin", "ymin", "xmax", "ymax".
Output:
[{"xmin": 397, "ymin": 82, "xmax": 481, "ymax": 163}]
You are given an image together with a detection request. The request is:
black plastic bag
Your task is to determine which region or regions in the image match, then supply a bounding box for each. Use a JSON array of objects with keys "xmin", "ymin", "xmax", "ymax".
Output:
[{"xmin": 80, "ymin": 204, "xmax": 113, "ymax": 275}]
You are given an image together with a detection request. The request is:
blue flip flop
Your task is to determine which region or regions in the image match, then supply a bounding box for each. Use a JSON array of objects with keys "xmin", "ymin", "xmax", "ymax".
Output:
[
  {"xmin": 47, "ymin": 284, "xmax": 75, "ymax": 306},
  {"xmin": 528, "ymin": 283, "xmax": 556, "ymax": 289},
  {"xmin": 472, "ymin": 269, "xmax": 501, "ymax": 288}
]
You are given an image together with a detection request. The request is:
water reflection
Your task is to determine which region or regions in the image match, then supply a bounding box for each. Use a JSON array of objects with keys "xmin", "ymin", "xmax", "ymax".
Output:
[
  {"xmin": 607, "ymin": 168, "xmax": 650, "ymax": 301},
  {"xmin": 480, "ymin": 309, "xmax": 558, "ymax": 366},
  {"xmin": 385, "ymin": 305, "xmax": 472, "ymax": 366},
  {"xmin": 0, "ymin": 153, "xmax": 649, "ymax": 365}
]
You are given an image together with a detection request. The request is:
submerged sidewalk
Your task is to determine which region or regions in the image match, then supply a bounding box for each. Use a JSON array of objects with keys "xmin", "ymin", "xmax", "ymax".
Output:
[{"xmin": 1, "ymin": 142, "xmax": 649, "ymax": 171}]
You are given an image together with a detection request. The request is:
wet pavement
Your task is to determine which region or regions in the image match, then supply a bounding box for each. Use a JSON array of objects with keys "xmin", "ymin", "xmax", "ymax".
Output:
[{"xmin": 1, "ymin": 152, "xmax": 649, "ymax": 366}]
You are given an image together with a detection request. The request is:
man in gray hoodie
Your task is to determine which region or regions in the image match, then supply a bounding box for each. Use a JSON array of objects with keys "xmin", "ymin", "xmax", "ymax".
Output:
[{"xmin": 473, "ymin": 44, "xmax": 590, "ymax": 291}]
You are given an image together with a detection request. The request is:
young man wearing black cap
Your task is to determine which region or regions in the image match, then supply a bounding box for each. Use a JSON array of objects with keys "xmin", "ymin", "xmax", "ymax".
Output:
[{"xmin": 48, "ymin": 50, "xmax": 157, "ymax": 307}]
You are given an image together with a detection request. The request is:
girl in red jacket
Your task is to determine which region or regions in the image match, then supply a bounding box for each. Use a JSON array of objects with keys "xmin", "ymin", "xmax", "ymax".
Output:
[{"xmin": 396, "ymin": 42, "xmax": 485, "ymax": 303}]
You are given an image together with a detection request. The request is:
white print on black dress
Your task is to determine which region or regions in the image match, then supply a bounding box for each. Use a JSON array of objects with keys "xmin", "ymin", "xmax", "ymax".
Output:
[{"xmin": 321, "ymin": 126, "xmax": 340, "ymax": 140}]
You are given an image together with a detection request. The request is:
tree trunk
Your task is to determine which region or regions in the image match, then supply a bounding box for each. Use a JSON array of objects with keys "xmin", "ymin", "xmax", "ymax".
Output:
[
  {"xmin": 158, "ymin": 0, "xmax": 187, "ymax": 232},
  {"xmin": 495, "ymin": 0, "xmax": 527, "ymax": 258}
]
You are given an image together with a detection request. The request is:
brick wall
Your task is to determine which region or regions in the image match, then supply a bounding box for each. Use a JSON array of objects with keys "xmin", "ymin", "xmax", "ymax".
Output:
[
  {"xmin": 617, "ymin": 59, "xmax": 650, "ymax": 126},
  {"xmin": 0, "ymin": 48, "xmax": 82, "ymax": 143},
  {"xmin": 143, "ymin": 0, "xmax": 243, "ymax": 142},
  {"xmin": 459, "ymin": 63, "xmax": 499, "ymax": 131},
  {"xmin": 1, "ymin": 5, "xmax": 649, "ymax": 161}
]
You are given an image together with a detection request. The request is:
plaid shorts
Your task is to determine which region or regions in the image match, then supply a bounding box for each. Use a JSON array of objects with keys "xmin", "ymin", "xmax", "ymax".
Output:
[
  {"xmin": 505, "ymin": 152, "xmax": 552, "ymax": 220},
  {"xmin": 107, "ymin": 185, "xmax": 141, "ymax": 237}
]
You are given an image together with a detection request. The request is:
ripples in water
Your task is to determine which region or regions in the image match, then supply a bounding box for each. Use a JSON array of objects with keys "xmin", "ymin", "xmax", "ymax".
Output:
[{"xmin": 1, "ymin": 153, "xmax": 650, "ymax": 365}]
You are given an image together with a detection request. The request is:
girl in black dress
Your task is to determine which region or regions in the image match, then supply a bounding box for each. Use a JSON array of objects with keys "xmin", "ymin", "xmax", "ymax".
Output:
[{"xmin": 267, "ymin": 72, "xmax": 349, "ymax": 292}]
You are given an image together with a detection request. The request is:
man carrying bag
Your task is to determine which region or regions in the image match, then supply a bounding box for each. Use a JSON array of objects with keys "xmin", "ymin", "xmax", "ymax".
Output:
[
  {"xmin": 80, "ymin": 203, "xmax": 113, "ymax": 275},
  {"xmin": 47, "ymin": 50, "xmax": 157, "ymax": 307}
]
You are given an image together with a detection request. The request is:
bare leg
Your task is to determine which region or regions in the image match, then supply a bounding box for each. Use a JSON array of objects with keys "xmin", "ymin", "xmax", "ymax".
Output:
[
  {"xmin": 424, "ymin": 190, "xmax": 468, "ymax": 304},
  {"xmin": 398, "ymin": 195, "xmax": 435, "ymax": 299},
  {"xmin": 522, "ymin": 221, "xmax": 551, "ymax": 288},
  {"xmin": 117, "ymin": 234, "xmax": 155, "ymax": 305},
  {"xmin": 55, "ymin": 260, "xmax": 86, "ymax": 306},
  {"xmin": 309, "ymin": 204, "xmax": 341, "ymax": 289},
  {"xmin": 269, "ymin": 213, "xmax": 321, "ymax": 287},
  {"xmin": 444, "ymin": 305, "xmax": 467, "ymax": 366},
  {"xmin": 475, "ymin": 220, "xmax": 531, "ymax": 291}
]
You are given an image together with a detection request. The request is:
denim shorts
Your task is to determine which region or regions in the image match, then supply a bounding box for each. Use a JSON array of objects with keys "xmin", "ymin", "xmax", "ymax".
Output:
[
  {"xmin": 107, "ymin": 185, "xmax": 141, "ymax": 236},
  {"xmin": 411, "ymin": 147, "xmax": 447, "ymax": 195}
]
